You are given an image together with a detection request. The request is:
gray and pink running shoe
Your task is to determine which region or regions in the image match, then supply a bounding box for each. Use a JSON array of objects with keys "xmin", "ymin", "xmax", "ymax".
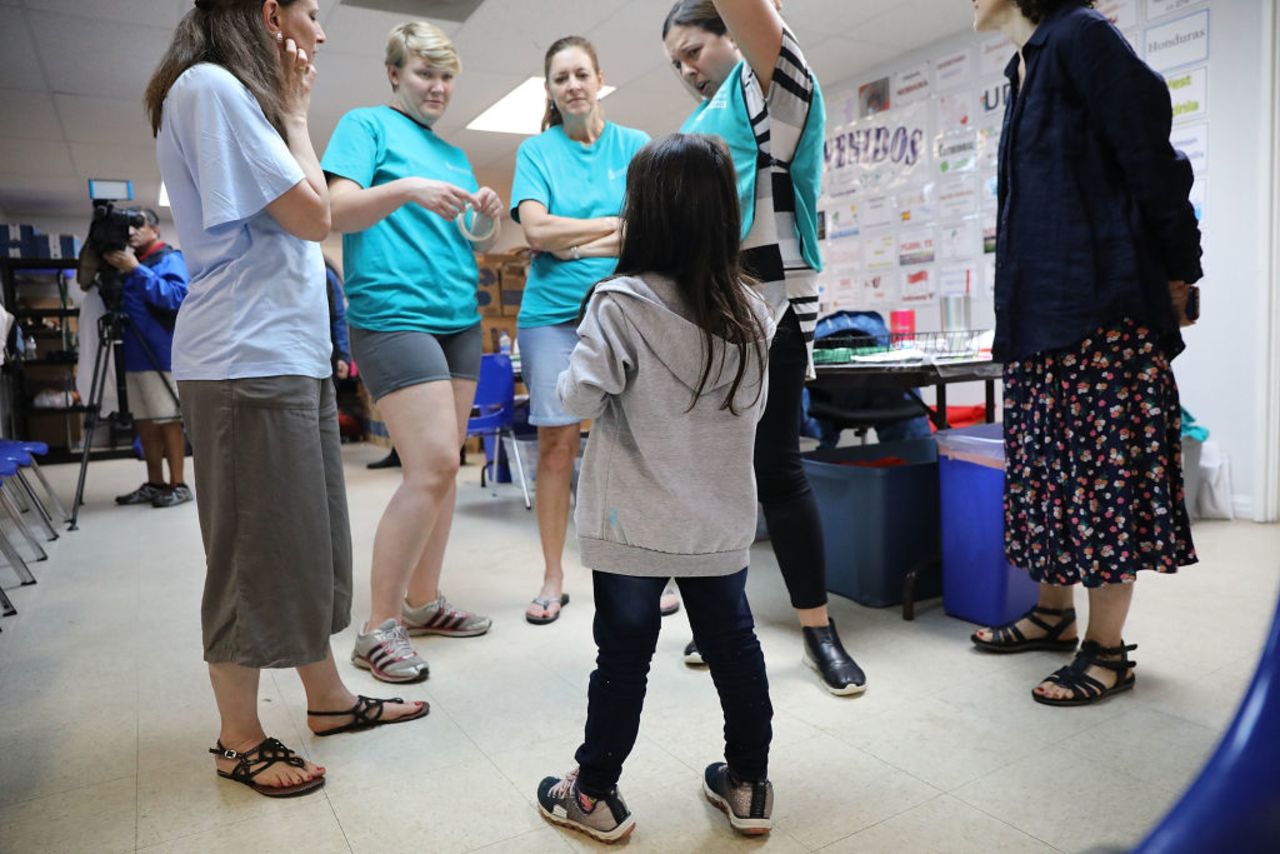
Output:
[
  {"xmin": 351, "ymin": 618, "xmax": 429, "ymax": 683},
  {"xmin": 402, "ymin": 592, "xmax": 492, "ymax": 638}
]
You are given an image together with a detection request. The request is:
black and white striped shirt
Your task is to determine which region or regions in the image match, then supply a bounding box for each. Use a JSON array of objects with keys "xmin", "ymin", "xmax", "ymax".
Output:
[{"xmin": 738, "ymin": 28, "xmax": 821, "ymax": 376}]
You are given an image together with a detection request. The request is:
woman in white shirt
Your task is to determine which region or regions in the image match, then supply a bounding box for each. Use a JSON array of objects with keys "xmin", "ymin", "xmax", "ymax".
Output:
[{"xmin": 145, "ymin": 0, "xmax": 426, "ymax": 798}]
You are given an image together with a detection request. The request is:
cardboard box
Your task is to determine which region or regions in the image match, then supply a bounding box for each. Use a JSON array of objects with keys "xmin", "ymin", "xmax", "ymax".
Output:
[
  {"xmin": 500, "ymin": 261, "xmax": 527, "ymax": 317},
  {"xmin": 476, "ymin": 253, "xmax": 503, "ymax": 317}
]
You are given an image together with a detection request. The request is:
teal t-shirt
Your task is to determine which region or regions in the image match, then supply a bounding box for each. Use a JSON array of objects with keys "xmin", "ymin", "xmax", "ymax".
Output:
[
  {"xmin": 510, "ymin": 122, "xmax": 650, "ymax": 328},
  {"xmin": 321, "ymin": 106, "xmax": 481, "ymax": 333}
]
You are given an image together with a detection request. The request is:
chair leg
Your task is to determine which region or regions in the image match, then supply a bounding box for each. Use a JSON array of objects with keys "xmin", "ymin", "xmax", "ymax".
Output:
[
  {"xmin": 0, "ymin": 581, "xmax": 15, "ymax": 616},
  {"xmin": 14, "ymin": 472, "xmax": 58, "ymax": 542},
  {"xmin": 506, "ymin": 430, "xmax": 532, "ymax": 511},
  {"xmin": 6, "ymin": 478, "xmax": 31, "ymax": 514},
  {"xmin": 0, "ymin": 487, "xmax": 47, "ymax": 562},
  {"xmin": 27, "ymin": 459, "xmax": 70, "ymax": 524},
  {"xmin": 0, "ymin": 526, "xmax": 37, "ymax": 587}
]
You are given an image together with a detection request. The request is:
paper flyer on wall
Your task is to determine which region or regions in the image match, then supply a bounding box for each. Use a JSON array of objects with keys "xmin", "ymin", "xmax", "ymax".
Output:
[
  {"xmin": 1166, "ymin": 66, "xmax": 1208, "ymax": 122},
  {"xmin": 864, "ymin": 233, "xmax": 898, "ymax": 271},
  {"xmin": 901, "ymin": 267, "xmax": 936, "ymax": 304},
  {"xmin": 934, "ymin": 48, "xmax": 973, "ymax": 91},
  {"xmin": 1171, "ymin": 123, "xmax": 1208, "ymax": 174},
  {"xmin": 937, "ymin": 175, "xmax": 979, "ymax": 218},
  {"xmin": 895, "ymin": 183, "xmax": 937, "ymax": 226},
  {"xmin": 892, "ymin": 63, "xmax": 931, "ymax": 106},
  {"xmin": 935, "ymin": 129, "xmax": 978, "ymax": 175},
  {"xmin": 1145, "ymin": 10, "xmax": 1210, "ymax": 73},
  {"xmin": 898, "ymin": 231, "xmax": 936, "ymax": 267},
  {"xmin": 977, "ymin": 36, "xmax": 1011, "ymax": 78},
  {"xmin": 861, "ymin": 273, "xmax": 900, "ymax": 306},
  {"xmin": 859, "ymin": 77, "xmax": 891, "ymax": 117},
  {"xmin": 940, "ymin": 265, "xmax": 977, "ymax": 298},
  {"xmin": 976, "ymin": 123, "xmax": 1002, "ymax": 171},
  {"xmin": 939, "ymin": 218, "xmax": 980, "ymax": 263},
  {"xmin": 935, "ymin": 92, "xmax": 973, "ymax": 133},
  {"xmin": 1147, "ymin": 0, "xmax": 1203, "ymax": 22},
  {"xmin": 1095, "ymin": 0, "xmax": 1138, "ymax": 30}
]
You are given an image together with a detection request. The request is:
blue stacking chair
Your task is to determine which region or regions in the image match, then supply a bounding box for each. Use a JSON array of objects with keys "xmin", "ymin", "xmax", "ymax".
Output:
[
  {"xmin": 0, "ymin": 439, "xmax": 69, "ymax": 527},
  {"xmin": 0, "ymin": 456, "xmax": 39, "ymax": 620},
  {"xmin": 465, "ymin": 353, "xmax": 531, "ymax": 510},
  {"xmin": 0, "ymin": 443, "xmax": 59, "ymax": 542}
]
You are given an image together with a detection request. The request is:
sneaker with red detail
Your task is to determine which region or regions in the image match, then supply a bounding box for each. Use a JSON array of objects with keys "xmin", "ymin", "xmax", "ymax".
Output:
[
  {"xmin": 401, "ymin": 592, "xmax": 492, "ymax": 638},
  {"xmin": 351, "ymin": 618, "xmax": 429, "ymax": 683}
]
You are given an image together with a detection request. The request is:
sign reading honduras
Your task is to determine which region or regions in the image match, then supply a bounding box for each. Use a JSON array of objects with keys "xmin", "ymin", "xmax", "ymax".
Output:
[
  {"xmin": 1145, "ymin": 10, "xmax": 1210, "ymax": 72},
  {"xmin": 823, "ymin": 101, "xmax": 930, "ymax": 194}
]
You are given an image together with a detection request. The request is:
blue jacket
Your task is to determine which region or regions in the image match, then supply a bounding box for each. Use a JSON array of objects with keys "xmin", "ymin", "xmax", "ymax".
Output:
[
  {"xmin": 325, "ymin": 265, "xmax": 351, "ymax": 365},
  {"xmin": 994, "ymin": 5, "xmax": 1203, "ymax": 362},
  {"xmin": 120, "ymin": 243, "xmax": 188, "ymax": 372}
]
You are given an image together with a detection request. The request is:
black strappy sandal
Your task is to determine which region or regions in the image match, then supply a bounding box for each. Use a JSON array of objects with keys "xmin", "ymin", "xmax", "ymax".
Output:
[
  {"xmin": 210, "ymin": 736, "xmax": 325, "ymax": 798},
  {"xmin": 308, "ymin": 694, "xmax": 430, "ymax": 737},
  {"xmin": 1032, "ymin": 640, "xmax": 1138, "ymax": 707},
  {"xmin": 971, "ymin": 605, "xmax": 1079, "ymax": 654}
]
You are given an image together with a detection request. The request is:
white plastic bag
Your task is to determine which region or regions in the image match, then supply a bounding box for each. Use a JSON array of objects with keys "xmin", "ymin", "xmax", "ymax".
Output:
[{"xmin": 1196, "ymin": 440, "xmax": 1235, "ymax": 520}]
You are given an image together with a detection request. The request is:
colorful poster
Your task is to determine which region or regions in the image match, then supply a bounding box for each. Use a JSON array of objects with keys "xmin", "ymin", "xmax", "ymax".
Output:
[
  {"xmin": 1170, "ymin": 122, "xmax": 1208, "ymax": 174},
  {"xmin": 896, "ymin": 183, "xmax": 936, "ymax": 225},
  {"xmin": 1096, "ymin": 0, "xmax": 1138, "ymax": 30},
  {"xmin": 936, "ymin": 129, "xmax": 978, "ymax": 175},
  {"xmin": 1145, "ymin": 11, "xmax": 1210, "ymax": 72},
  {"xmin": 937, "ymin": 175, "xmax": 979, "ymax": 218},
  {"xmin": 983, "ymin": 214, "xmax": 998, "ymax": 254},
  {"xmin": 1166, "ymin": 66, "xmax": 1208, "ymax": 122},
  {"xmin": 1147, "ymin": 0, "xmax": 1203, "ymax": 21},
  {"xmin": 939, "ymin": 218, "xmax": 980, "ymax": 263},
  {"xmin": 859, "ymin": 193, "xmax": 898, "ymax": 229},
  {"xmin": 859, "ymin": 77, "xmax": 891, "ymax": 117},
  {"xmin": 861, "ymin": 273, "xmax": 900, "ymax": 306},
  {"xmin": 978, "ymin": 36, "xmax": 1012, "ymax": 78},
  {"xmin": 940, "ymin": 265, "xmax": 978, "ymax": 298},
  {"xmin": 822, "ymin": 101, "xmax": 931, "ymax": 193},
  {"xmin": 901, "ymin": 267, "xmax": 936, "ymax": 304},
  {"xmin": 898, "ymin": 231, "xmax": 936, "ymax": 267},
  {"xmin": 935, "ymin": 92, "xmax": 973, "ymax": 132},
  {"xmin": 822, "ymin": 196, "xmax": 860, "ymax": 239},
  {"xmin": 892, "ymin": 63, "xmax": 931, "ymax": 106},
  {"xmin": 864, "ymin": 233, "xmax": 897, "ymax": 271},
  {"xmin": 978, "ymin": 80, "xmax": 1011, "ymax": 121},
  {"xmin": 934, "ymin": 49, "xmax": 973, "ymax": 91}
]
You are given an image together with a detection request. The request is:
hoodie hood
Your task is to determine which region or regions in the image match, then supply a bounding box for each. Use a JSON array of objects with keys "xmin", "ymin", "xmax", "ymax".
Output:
[{"xmin": 593, "ymin": 273, "xmax": 775, "ymax": 404}]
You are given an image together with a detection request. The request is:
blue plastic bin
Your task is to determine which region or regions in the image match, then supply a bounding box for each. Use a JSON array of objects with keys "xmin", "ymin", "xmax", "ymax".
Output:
[
  {"xmin": 936, "ymin": 423, "xmax": 1038, "ymax": 625},
  {"xmin": 801, "ymin": 438, "xmax": 941, "ymax": 608}
]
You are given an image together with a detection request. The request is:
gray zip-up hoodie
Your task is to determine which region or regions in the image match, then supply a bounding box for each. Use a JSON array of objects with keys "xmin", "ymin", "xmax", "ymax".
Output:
[{"xmin": 557, "ymin": 273, "xmax": 776, "ymax": 577}]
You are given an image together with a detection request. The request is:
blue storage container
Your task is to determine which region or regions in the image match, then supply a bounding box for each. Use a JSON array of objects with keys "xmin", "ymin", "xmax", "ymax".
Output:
[
  {"xmin": 801, "ymin": 438, "xmax": 941, "ymax": 608},
  {"xmin": 936, "ymin": 423, "xmax": 1039, "ymax": 625}
]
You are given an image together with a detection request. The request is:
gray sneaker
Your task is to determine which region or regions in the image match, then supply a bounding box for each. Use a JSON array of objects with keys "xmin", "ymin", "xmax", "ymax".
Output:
[
  {"xmin": 351, "ymin": 618, "xmax": 429, "ymax": 683},
  {"xmin": 537, "ymin": 767, "xmax": 635, "ymax": 844},
  {"xmin": 703, "ymin": 762, "xmax": 773, "ymax": 835},
  {"xmin": 402, "ymin": 592, "xmax": 492, "ymax": 638},
  {"xmin": 151, "ymin": 483, "xmax": 193, "ymax": 508},
  {"xmin": 116, "ymin": 482, "xmax": 164, "ymax": 505}
]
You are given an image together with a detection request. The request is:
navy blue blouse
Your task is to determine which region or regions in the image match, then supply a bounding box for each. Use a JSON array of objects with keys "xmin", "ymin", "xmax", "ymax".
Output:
[{"xmin": 993, "ymin": 5, "xmax": 1203, "ymax": 362}]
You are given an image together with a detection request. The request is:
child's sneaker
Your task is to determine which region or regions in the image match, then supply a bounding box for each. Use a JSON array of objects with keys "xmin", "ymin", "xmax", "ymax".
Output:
[
  {"xmin": 536, "ymin": 767, "xmax": 635, "ymax": 843},
  {"xmin": 402, "ymin": 592, "xmax": 492, "ymax": 637},
  {"xmin": 703, "ymin": 762, "xmax": 773, "ymax": 835}
]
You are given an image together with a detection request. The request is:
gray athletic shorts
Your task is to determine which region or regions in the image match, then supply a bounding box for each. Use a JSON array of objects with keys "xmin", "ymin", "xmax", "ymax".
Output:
[
  {"xmin": 179, "ymin": 376, "xmax": 353, "ymax": 668},
  {"xmin": 349, "ymin": 324, "xmax": 483, "ymax": 401}
]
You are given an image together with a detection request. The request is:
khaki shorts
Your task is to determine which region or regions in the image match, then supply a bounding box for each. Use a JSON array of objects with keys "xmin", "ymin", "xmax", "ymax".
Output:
[
  {"xmin": 179, "ymin": 376, "xmax": 353, "ymax": 668},
  {"xmin": 126, "ymin": 370, "xmax": 181, "ymax": 422}
]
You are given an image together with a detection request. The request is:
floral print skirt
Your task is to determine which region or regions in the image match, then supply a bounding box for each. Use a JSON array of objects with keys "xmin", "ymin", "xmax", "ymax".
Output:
[{"xmin": 1003, "ymin": 319, "xmax": 1196, "ymax": 588}]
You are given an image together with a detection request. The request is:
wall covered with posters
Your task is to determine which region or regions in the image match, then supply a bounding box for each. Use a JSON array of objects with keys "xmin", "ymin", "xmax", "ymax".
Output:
[{"xmin": 813, "ymin": 0, "xmax": 1273, "ymax": 518}]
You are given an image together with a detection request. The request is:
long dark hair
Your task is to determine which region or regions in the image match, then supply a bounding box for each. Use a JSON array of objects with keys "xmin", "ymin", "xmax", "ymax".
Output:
[
  {"xmin": 145, "ymin": 0, "xmax": 296, "ymax": 140},
  {"xmin": 541, "ymin": 35, "xmax": 602, "ymax": 132},
  {"xmin": 599, "ymin": 133, "xmax": 766, "ymax": 414}
]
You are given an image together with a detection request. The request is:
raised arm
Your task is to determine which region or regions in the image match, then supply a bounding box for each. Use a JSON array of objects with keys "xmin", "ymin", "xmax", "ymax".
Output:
[{"xmin": 712, "ymin": 0, "xmax": 784, "ymax": 95}]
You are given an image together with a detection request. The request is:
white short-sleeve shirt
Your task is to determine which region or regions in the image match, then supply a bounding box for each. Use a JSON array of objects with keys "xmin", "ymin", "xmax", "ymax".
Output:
[{"xmin": 156, "ymin": 63, "xmax": 330, "ymax": 381}]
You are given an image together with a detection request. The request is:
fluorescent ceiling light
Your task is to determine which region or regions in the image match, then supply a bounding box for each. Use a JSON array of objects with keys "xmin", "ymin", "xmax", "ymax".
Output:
[
  {"xmin": 466, "ymin": 76, "xmax": 616, "ymax": 135},
  {"xmin": 158, "ymin": 181, "xmax": 170, "ymax": 208}
]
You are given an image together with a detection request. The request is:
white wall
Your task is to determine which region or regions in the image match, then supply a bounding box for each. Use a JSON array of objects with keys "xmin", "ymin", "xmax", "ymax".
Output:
[{"xmin": 818, "ymin": 0, "xmax": 1273, "ymax": 519}]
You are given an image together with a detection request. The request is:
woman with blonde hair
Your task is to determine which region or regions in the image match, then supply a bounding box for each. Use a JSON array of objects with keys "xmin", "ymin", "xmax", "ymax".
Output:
[{"xmin": 322, "ymin": 20, "xmax": 504, "ymax": 683}]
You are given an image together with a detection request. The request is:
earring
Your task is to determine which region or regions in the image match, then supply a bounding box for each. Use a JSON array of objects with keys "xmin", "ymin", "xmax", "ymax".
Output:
[{"xmin": 275, "ymin": 32, "xmax": 284, "ymax": 43}]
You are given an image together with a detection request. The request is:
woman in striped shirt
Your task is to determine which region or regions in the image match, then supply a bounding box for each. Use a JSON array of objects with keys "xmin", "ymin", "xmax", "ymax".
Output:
[{"xmin": 663, "ymin": 0, "xmax": 865, "ymax": 696}]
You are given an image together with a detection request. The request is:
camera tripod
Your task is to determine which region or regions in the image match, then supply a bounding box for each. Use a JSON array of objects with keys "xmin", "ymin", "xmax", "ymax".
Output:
[{"xmin": 68, "ymin": 291, "xmax": 181, "ymax": 530}]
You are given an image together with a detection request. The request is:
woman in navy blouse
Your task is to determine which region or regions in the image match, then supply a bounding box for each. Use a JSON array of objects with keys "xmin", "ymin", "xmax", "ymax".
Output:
[{"xmin": 968, "ymin": 0, "xmax": 1203, "ymax": 706}]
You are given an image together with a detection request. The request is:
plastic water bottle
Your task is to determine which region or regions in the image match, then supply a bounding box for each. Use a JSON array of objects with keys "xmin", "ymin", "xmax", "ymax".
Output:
[
  {"xmin": 24, "ymin": 332, "xmax": 36, "ymax": 361},
  {"xmin": 498, "ymin": 330, "xmax": 511, "ymax": 355}
]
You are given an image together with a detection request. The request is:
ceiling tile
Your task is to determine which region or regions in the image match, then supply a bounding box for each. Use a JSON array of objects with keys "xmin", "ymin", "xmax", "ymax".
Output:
[
  {"xmin": 320, "ymin": 3, "xmax": 463, "ymax": 58},
  {"xmin": 804, "ymin": 37, "xmax": 902, "ymax": 91},
  {"xmin": 68, "ymin": 142, "xmax": 161, "ymax": 182},
  {"xmin": 0, "ymin": 89, "xmax": 64, "ymax": 140},
  {"xmin": 0, "ymin": 7, "xmax": 49, "ymax": 92},
  {"xmin": 23, "ymin": 0, "xmax": 181, "ymax": 28},
  {"xmin": 54, "ymin": 94, "xmax": 155, "ymax": 146},
  {"xmin": 584, "ymin": 0, "xmax": 675, "ymax": 89},
  {"xmin": 0, "ymin": 175, "xmax": 90, "ymax": 217},
  {"xmin": 0, "ymin": 138, "xmax": 76, "ymax": 178},
  {"xmin": 28, "ymin": 12, "xmax": 171, "ymax": 100}
]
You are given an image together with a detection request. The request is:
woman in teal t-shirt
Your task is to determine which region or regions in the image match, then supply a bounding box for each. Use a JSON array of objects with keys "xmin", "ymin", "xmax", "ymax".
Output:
[
  {"xmin": 511, "ymin": 36, "xmax": 654, "ymax": 626},
  {"xmin": 321, "ymin": 21, "xmax": 503, "ymax": 684}
]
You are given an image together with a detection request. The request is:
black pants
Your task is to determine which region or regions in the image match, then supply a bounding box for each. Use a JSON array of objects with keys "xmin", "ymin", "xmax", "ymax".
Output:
[
  {"xmin": 755, "ymin": 310, "xmax": 828, "ymax": 610},
  {"xmin": 574, "ymin": 569, "xmax": 773, "ymax": 797}
]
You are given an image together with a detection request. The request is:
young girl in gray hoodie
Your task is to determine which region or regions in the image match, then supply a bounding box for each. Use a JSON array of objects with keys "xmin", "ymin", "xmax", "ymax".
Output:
[{"xmin": 535, "ymin": 133, "xmax": 777, "ymax": 843}]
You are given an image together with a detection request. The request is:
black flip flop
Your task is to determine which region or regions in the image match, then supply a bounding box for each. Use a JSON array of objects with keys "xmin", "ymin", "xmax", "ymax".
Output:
[
  {"xmin": 308, "ymin": 694, "xmax": 430, "ymax": 736},
  {"xmin": 526, "ymin": 593, "xmax": 570, "ymax": 625}
]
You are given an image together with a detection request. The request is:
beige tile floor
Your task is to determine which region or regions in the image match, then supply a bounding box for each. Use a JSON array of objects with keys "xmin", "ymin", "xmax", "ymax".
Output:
[{"xmin": 0, "ymin": 447, "xmax": 1276, "ymax": 853}]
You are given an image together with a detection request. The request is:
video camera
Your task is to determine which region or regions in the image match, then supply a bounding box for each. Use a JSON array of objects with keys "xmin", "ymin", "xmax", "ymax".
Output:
[{"xmin": 76, "ymin": 180, "xmax": 146, "ymax": 309}]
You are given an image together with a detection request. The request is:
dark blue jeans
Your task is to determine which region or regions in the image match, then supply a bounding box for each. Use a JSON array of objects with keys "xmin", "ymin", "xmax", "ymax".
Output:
[{"xmin": 574, "ymin": 569, "xmax": 773, "ymax": 798}]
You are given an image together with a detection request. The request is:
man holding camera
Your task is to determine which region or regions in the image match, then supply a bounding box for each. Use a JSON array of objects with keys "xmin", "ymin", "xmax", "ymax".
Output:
[{"xmin": 103, "ymin": 208, "xmax": 192, "ymax": 508}]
